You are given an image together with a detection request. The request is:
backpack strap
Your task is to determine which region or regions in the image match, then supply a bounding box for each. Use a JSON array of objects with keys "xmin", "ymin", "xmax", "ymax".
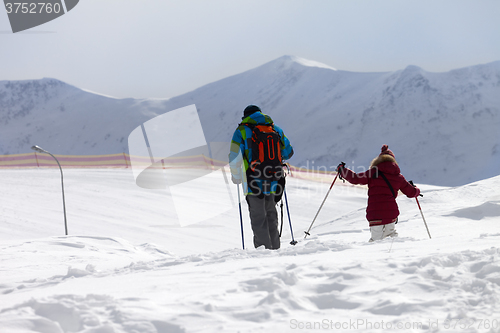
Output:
[
  {"xmin": 238, "ymin": 122, "xmax": 254, "ymax": 164},
  {"xmin": 376, "ymin": 170, "xmax": 396, "ymax": 198}
]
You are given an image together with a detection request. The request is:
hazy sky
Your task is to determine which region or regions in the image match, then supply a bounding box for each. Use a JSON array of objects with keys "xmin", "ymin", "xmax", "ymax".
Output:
[{"xmin": 1, "ymin": 0, "xmax": 499, "ymax": 99}]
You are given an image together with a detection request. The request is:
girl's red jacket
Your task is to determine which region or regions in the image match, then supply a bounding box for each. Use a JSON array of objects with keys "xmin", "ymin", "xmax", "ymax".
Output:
[{"xmin": 341, "ymin": 155, "xmax": 420, "ymax": 226}]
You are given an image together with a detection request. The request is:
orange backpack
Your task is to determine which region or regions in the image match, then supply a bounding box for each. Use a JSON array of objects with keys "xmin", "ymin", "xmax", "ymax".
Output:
[{"xmin": 241, "ymin": 123, "xmax": 283, "ymax": 181}]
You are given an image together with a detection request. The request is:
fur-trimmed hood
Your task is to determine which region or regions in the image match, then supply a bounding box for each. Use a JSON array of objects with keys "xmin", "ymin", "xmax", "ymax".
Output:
[
  {"xmin": 370, "ymin": 154, "xmax": 400, "ymax": 175},
  {"xmin": 370, "ymin": 154, "xmax": 397, "ymax": 168}
]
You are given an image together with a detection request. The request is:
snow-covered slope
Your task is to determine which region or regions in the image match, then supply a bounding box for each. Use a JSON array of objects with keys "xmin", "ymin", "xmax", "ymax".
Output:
[
  {"xmin": 2, "ymin": 56, "xmax": 500, "ymax": 186},
  {"xmin": 1, "ymin": 168, "xmax": 500, "ymax": 332},
  {"xmin": 0, "ymin": 78, "xmax": 166, "ymax": 156},
  {"xmin": 166, "ymin": 56, "xmax": 500, "ymax": 186}
]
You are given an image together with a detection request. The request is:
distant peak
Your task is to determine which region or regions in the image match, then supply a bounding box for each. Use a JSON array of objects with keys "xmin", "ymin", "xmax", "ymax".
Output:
[
  {"xmin": 0, "ymin": 78, "xmax": 85, "ymax": 99},
  {"xmin": 40, "ymin": 77, "xmax": 65, "ymax": 83},
  {"xmin": 402, "ymin": 65, "xmax": 424, "ymax": 72},
  {"xmin": 464, "ymin": 60, "xmax": 500, "ymax": 72},
  {"xmin": 1, "ymin": 77, "xmax": 65, "ymax": 85},
  {"xmin": 272, "ymin": 55, "xmax": 337, "ymax": 71},
  {"xmin": 395, "ymin": 65, "xmax": 426, "ymax": 78}
]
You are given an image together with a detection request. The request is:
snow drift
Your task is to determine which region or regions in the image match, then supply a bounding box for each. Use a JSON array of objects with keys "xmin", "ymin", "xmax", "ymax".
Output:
[{"xmin": 1, "ymin": 167, "xmax": 500, "ymax": 332}]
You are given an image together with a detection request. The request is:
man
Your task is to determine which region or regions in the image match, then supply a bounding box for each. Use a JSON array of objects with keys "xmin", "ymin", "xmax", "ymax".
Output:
[{"xmin": 229, "ymin": 105, "xmax": 294, "ymax": 249}]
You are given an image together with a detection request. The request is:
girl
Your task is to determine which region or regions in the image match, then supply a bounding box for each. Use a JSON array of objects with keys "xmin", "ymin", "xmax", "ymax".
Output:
[{"xmin": 337, "ymin": 145, "xmax": 421, "ymax": 241}]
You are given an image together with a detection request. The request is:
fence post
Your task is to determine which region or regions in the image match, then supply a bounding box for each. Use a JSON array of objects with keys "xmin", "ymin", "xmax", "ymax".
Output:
[{"xmin": 123, "ymin": 153, "xmax": 129, "ymax": 168}]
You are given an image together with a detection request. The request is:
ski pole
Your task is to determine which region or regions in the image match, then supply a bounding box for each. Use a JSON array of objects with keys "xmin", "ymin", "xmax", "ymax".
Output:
[
  {"xmin": 279, "ymin": 200, "xmax": 284, "ymax": 237},
  {"xmin": 237, "ymin": 184, "xmax": 245, "ymax": 249},
  {"xmin": 284, "ymin": 189, "xmax": 297, "ymax": 245},
  {"xmin": 409, "ymin": 181, "xmax": 431, "ymax": 239},
  {"xmin": 388, "ymin": 236, "xmax": 395, "ymax": 253},
  {"xmin": 416, "ymin": 196, "xmax": 431, "ymax": 239},
  {"xmin": 304, "ymin": 172, "xmax": 340, "ymax": 239}
]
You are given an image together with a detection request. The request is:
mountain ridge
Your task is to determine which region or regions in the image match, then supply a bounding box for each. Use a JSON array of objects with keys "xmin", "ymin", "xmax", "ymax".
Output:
[{"xmin": 1, "ymin": 56, "xmax": 499, "ymax": 186}]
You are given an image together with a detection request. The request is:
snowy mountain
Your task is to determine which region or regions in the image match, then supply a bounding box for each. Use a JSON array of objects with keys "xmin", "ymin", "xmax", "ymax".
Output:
[
  {"xmin": 167, "ymin": 56, "xmax": 500, "ymax": 187},
  {"xmin": 0, "ymin": 78, "xmax": 166, "ymax": 156},
  {"xmin": 2, "ymin": 56, "xmax": 500, "ymax": 186}
]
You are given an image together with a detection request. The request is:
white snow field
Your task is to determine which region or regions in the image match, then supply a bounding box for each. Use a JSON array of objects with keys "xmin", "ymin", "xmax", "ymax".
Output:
[{"xmin": 1, "ymin": 167, "xmax": 500, "ymax": 333}]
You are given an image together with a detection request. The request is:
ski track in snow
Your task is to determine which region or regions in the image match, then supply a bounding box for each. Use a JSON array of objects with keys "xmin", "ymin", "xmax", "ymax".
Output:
[
  {"xmin": 1, "ymin": 169, "xmax": 500, "ymax": 332},
  {"xmin": 1, "ymin": 238, "xmax": 500, "ymax": 333}
]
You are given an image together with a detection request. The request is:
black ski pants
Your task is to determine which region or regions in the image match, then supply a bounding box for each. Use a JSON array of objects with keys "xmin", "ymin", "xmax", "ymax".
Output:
[{"xmin": 246, "ymin": 194, "xmax": 280, "ymax": 250}]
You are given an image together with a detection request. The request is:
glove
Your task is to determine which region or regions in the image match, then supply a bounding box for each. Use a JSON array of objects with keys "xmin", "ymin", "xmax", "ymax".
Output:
[
  {"xmin": 336, "ymin": 162, "xmax": 346, "ymax": 173},
  {"xmin": 336, "ymin": 162, "xmax": 346, "ymax": 181},
  {"xmin": 409, "ymin": 180, "xmax": 423, "ymax": 197},
  {"xmin": 231, "ymin": 175, "xmax": 242, "ymax": 185}
]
